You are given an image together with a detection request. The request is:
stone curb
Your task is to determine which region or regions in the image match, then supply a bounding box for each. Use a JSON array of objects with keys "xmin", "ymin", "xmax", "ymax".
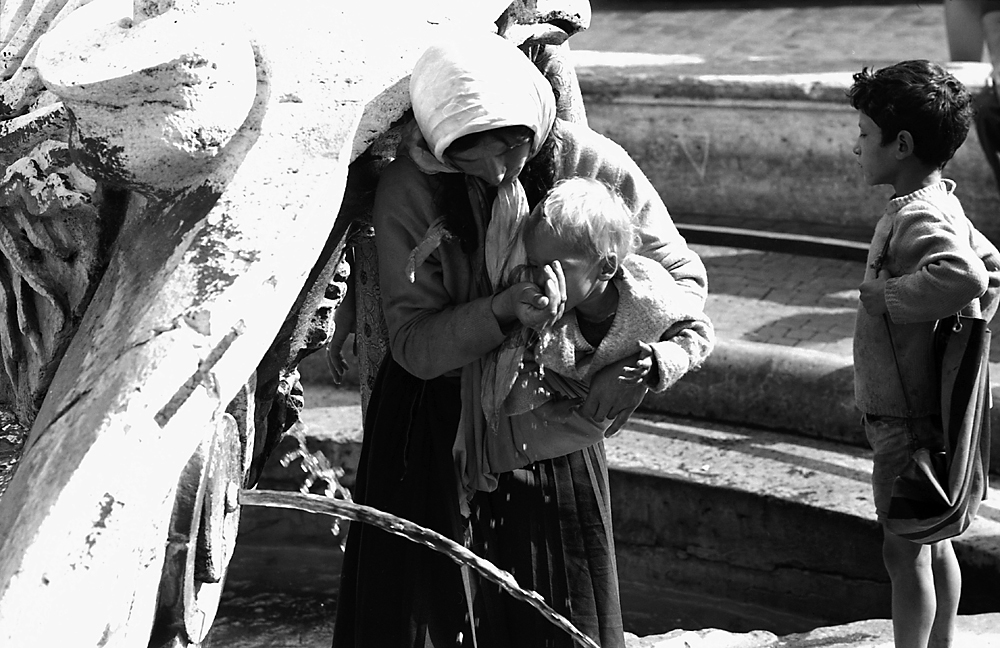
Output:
[
  {"xmin": 573, "ymin": 57, "xmax": 1000, "ymax": 241},
  {"xmin": 646, "ymin": 339, "xmax": 858, "ymax": 444},
  {"xmin": 572, "ymin": 56, "xmax": 992, "ymax": 103},
  {"xmin": 243, "ymin": 386, "xmax": 1000, "ymax": 637},
  {"xmin": 648, "ymin": 338, "xmax": 1000, "ymax": 473}
]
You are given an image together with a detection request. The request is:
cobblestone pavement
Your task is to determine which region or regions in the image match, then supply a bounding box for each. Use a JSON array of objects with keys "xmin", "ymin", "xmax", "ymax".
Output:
[
  {"xmin": 572, "ymin": 1, "xmax": 993, "ymax": 362},
  {"xmin": 697, "ymin": 242, "xmax": 1000, "ymax": 370},
  {"xmin": 695, "ymin": 244, "xmax": 860, "ymax": 357},
  {"xmin": 573, "ymin": 1, "xmax": 957, "ymax": 76}
]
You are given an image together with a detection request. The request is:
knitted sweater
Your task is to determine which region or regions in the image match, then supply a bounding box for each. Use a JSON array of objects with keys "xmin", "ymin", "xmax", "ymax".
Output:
[
  {"xmin": 506, "ymin": 255, "xmax": 708, "ymax": 415},
  {"xmin": 372, "ymin": 118, "xmax": 715, "ymax": 496},
  {"xmin": 373, "ymin": 117, "xmax": 714, "ymax": 383},
  {"xmin": 853, "ymin": 180, "xmax": 1000, "ymax": 417},
  {"xmin": 474, "ymin": 255, "xmax": 708, "ymax": 476}
]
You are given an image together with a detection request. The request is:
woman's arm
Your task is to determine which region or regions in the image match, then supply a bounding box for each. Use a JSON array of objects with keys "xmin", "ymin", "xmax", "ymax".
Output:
[
  {"xmin": 373, "ymin": 158, "xmax": 508, "ymax": 379},
  {"xmin": 553, "ymin": 119, "xmax": 710, "ymax": 304},
  {"xmin": 552, "ymin": 119, "xmax": 714, "ymax": 420}
]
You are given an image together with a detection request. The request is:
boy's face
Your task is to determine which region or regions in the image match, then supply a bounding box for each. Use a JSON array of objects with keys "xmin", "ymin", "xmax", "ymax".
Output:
[
  {"xmin": 523, "ymin": 220, "xmax": 606, "ymax": 313},
  {"xmin": 853, "ymin": 112, "xmax": 898, "ymax": 187}
]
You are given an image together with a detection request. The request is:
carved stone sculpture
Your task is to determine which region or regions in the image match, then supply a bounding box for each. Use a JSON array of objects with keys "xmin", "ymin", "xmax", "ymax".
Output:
[{"xmin": 0, "ymin": 0, "xmax": 591, "ymax": 645}]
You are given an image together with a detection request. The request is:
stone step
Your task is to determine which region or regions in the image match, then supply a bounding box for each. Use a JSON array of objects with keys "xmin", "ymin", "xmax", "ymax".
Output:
[
  {"xmin": 605, "ymin": 410, "xmax": 1000, "ymax": 632},
  {"xmin": 236, "ymin": 386, "xmax": 1000, "ymax": 640},
  {"xmin": 572, "ymin": 53, "xmax": 1000, "ymax": 244}
]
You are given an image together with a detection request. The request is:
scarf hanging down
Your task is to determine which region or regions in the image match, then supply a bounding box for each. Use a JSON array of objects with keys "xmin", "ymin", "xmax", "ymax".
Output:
[{"xmin": 403, "ymin": 31, "xmax": 557, "ymax": 512}]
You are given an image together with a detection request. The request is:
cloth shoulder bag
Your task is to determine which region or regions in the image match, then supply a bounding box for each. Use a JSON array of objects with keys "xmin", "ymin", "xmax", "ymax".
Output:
[{"xmin": 883, "ymin": 310, "xmax": 992, "ymax": 543}]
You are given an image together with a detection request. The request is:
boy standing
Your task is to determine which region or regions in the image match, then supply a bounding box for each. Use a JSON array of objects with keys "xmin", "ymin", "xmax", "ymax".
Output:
[{"xmin": 850, "ymin": 60, "xmax": 1000, "ymax": 648}]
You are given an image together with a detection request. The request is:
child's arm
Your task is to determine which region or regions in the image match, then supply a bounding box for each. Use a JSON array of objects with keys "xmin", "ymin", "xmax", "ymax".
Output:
[
  {"xmin": 619, "ymin": 342, "xmax": 654, "ymax": 384},
  {"xmin": 882, "ymin": 209, "xmax": 990, "ymax": 323},
  {"xmin": 577, "ymin": 257, "xmax": 715, "ymax": 431}
]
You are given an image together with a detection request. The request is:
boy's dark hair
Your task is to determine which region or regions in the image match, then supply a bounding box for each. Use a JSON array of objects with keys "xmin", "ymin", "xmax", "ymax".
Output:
[{"xmin": 847, "ymin": 59, "xmax": 973, "ymax": 169}]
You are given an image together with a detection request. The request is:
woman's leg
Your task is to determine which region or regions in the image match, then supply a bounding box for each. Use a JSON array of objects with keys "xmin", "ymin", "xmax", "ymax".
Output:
[
  {"xmin": 472, "ymin": 443, "xmax": 625, "ymax": 648},
  {"xmin": 332, "ymin": 358, "xmax": 469, "ymax": 648},
  {"xmin": 883, "ymin": 531, "xmax": 935, "ymax": 648},
  {"xmin": 975, "ymin": 83, "xmax": 1000, "ymax": 197},
  {"xmin": 945, "ymin": 0, "xmax": 986, "ymax": 61},
  {"xmin": 929, "ymin": 539, "xmax": 961, "ymax": 648}
]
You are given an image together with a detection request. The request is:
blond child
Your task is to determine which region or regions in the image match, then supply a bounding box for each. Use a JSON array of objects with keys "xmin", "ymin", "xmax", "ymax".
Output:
[{"xmin": 463, "ymin": 176, "xmax": 712, "ymax": 493}]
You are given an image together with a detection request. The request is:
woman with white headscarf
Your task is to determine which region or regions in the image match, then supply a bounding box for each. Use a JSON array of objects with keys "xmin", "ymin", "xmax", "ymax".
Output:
[{"xmin": 332, "ymin": 32, "xmax": 713, "ymax": 648}]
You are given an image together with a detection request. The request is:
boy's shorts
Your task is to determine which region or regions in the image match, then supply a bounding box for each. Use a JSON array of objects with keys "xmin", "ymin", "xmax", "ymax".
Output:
[{"xmin": 862, "ymin": 413, "xmax": 944, "ymax": 523}]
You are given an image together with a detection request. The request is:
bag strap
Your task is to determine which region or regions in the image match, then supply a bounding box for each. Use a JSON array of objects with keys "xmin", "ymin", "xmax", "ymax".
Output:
[
  {"xmin": 871, "ymin": 228, "xmax": 913, "ymax": 418},
  {"xmin": 877, "ymin": 227, "xmax": 976, "ymax": 419},
  {"xmin": 883, "ymin": 314, "xmax": 916, "ymax": 417},
  {"xmin": 874, "ymin": 228, "xmax": 914, "ymax": 416}
]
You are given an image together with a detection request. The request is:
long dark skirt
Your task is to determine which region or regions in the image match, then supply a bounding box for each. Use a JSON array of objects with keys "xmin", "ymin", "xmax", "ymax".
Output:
[
  {"xmin": 332, "ymin": 356, "xmax": 624, "ymax": 648},
  {"xmin": 332, "ymin": 357, "xmax": 471, "ymax": 648},
  {"xmin": 471, "ymin": 444, "xmax": 625, "ymax": 648}
]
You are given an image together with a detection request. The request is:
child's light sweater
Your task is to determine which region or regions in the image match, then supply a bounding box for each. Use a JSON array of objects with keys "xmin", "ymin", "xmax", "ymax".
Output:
[
  {"xmin": 853, "ymin": 180, "xmax": 1000, "ymax": 417},
  {"xmin": 477, "ymin": 254, "xmax": 709, "ymax": 484},
  {"xmin": 503, "ymin": 255, "xmax": 707, "ymax": 417}
]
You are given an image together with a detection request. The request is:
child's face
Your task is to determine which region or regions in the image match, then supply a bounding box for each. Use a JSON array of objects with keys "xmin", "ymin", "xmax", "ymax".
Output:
[
  {"xmin": 523, "ymin": 220, "xmax": 606, "ymax": 313},
  {"xmin": 853, "ymin": 112, "xmax": 898, "ymax": 187}
]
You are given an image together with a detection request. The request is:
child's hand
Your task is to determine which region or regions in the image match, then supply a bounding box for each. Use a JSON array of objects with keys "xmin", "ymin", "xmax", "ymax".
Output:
[
  {"xmin": 859, "ymin": 271, "xmax": 889, "ymax": 316},
  {"xmin": 619, "ymin": 342, "xmax": 654, "ymax": 384}
]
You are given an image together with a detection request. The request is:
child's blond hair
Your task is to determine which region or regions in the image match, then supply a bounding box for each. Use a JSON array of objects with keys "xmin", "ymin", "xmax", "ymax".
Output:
[{"xmin": 526, "ymin": 177, "xmax": 637, "ymax": 262}]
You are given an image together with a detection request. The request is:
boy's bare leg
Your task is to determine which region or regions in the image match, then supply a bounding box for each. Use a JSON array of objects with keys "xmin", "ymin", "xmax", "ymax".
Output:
[
  {"xmin": 883, "ymin": 531, "xmax": 935, "ymax": 648},
  {"xmin": 928, "ymin": 539, "xmax": 961, "ymax": 648}
]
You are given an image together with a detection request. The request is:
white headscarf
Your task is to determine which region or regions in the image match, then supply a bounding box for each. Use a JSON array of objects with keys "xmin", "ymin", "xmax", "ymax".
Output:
[{"xmin": 405, "ymin": 31, "xmax": 557, "ymax": 288}]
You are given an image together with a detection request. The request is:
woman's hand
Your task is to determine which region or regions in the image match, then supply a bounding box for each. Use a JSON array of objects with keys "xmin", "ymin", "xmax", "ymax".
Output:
[
  {"xmin": 577, "ymin": 352, "xmax": 649, "ymax": 436},
  {"xmin": 493, "ymin": 261, "xmax": 566, "ymax": 330},
  {"xmin": 325, "ymin": 298, "xmax": 356, "ymax": 385}
]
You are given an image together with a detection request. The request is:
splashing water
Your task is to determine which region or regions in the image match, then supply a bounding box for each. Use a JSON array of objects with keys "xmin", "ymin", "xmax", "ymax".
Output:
[{"xmin": 240, "ymin": 489, "xmax": 601, "ymax": 648}]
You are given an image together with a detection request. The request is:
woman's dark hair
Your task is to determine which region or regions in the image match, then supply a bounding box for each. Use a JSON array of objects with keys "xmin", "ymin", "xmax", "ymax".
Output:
[
  {"xmin": 520, "ymin": 130, "xmax": 558, "ymax": 209},
  {"xmin": 847, "ymin": 59, "xmax": 973, "ymax": 169},
  {"xmin": 446, "ymin": 125, "xmax": 534, "ymax": 156}
]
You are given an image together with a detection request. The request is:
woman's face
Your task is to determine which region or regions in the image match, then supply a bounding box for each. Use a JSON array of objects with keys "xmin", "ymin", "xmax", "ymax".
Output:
[{"xmin": 445, "ymin": 130, "xmax": 532, "ymax": 187}]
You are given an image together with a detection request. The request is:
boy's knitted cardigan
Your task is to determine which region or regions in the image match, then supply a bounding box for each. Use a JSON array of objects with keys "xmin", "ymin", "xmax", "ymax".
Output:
[{"xmin": 853, "ymin": 180, "xmax": 1000, "ymax": 417}]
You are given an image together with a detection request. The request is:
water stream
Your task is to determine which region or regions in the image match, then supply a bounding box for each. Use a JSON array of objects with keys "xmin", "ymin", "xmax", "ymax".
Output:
[{"xmin": 240, "ymin": 489, "xmax": 601, "ymax": 648}]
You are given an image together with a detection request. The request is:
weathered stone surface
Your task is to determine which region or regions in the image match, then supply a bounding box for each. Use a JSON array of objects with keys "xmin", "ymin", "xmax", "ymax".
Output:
[
  {"xmin": 577, "ymin": 60, "xmax": 1000, "ymax": 242},
  {"xmin": 271, "ymin": 386, "xmax": 1000, "ymax": 620},
  {"xmin": 0, "ymin": 139, "xmax": 106, "ymax": 424},
  {"xmin": 35, "ymin": 0, "xmax": 259, "ymax": 195},
  {"xmin": 0, "ymin": 1, "xmax": 512, "ymax": 645}
]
